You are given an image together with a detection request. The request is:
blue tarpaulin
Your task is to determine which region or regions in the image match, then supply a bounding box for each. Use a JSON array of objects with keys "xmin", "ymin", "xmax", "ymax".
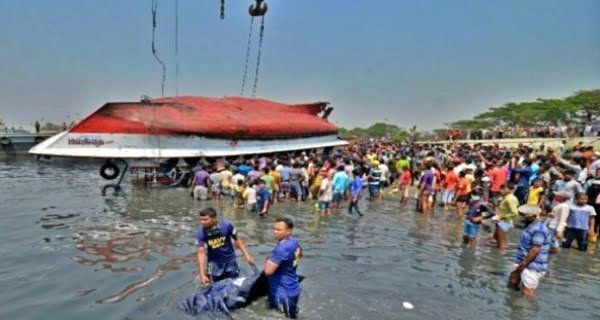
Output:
[{"xmin": 177, "ymin": 271, "xmax": 269, "ymax": 318}]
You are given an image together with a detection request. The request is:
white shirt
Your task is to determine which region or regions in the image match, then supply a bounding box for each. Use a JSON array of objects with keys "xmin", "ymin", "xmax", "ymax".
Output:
[
  {"xmin": 231, "ymin": 173, "xmax": 245, "ymax": 186},
  {"xmin": 243, "ymin": 187, "xmax": 257, "ymax": 204},
  {"xmin": 378, "ymin": 164, "xmax": 389, "ymax": 182},
  {"xmin": 454, "ymin": 163, "xmax": 466, "ymax": 175},
  {"xmin": 547, "ymin": 202, "xmax": 569, "ymax": 232},
  {"xmin": 318, "ymin": 178, "xmax": 333, "ymax": 202}
]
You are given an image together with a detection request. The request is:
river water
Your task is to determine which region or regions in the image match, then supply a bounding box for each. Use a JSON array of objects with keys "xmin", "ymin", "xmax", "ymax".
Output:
[{"xmin": 1, "ymin": 157, "xmax": 599, "ymax": 320}]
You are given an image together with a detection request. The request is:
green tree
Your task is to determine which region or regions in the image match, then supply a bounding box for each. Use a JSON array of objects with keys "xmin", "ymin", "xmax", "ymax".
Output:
[
  {"xmin": 364, "ymin": 122, "xmax": 404, "ymax": 137},
  {"xmin": 446, "ymin": 119, "xmax": 492, "ymax": 130},
  {"xmin": 337, "ymin": 123, "xmax": 409, "ymax": 139},
  {"xmin": 532, "ymin": 98, "xmax": 577, "ymax": 125},
  {"xmin": 473, "ymin": 99, "xmax": 577, "ymax": 126},
  {"xmin": 567, "ymin": 89, "xmax": 600, "ymax": 121},
  {"xmin": 474, "ymin": 102, "xmax": 522, "ymax": 126}
]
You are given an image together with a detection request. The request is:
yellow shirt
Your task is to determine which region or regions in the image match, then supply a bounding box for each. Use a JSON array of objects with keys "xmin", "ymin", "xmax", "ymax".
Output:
[
  {"xmin": 233, "ymin": 185, "xmax": 245, "ymax": 206},
  {"xmin": 269, "ymin": 171, "xmax": 281, "ymax": 190},
  {"xmin": 312, "ymin": 175, "xmax": 323, "ymax": 188},
  {"xmin": 366, "ymin": 153, "xmax": 376, "ymax": 163},
  {"xmin": 465, "ymin": 174, "xmax": 475, "ymax": 192},
  {"xmin": 527, "ymin": 186, "xmax": 544, "ymax": 205},
  {"xmin": 498, "ymin": 193, "xmax": 519, "ymax": 223}
]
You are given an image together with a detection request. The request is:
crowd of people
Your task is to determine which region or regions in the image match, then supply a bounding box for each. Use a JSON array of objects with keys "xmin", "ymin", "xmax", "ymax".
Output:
[
  {"xmin": 444, "ymin": 123, "xmax": 600, "ymax": 141},
  {"xmin": 189, "ymin": 138, "xmax": 600, "ymax": 318}
]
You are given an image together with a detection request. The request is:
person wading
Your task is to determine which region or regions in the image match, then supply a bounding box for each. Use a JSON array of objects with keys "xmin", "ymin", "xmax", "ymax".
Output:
[
  {"xmin": 493, "ymin": 183, "xmax": 519, "ymax": 250},
  {"xmin": 263, "ymin": 217, "xmax": 303, "ymax": 319},
  {"xmin": 195, "ymin": 207, "xmax": 254, "ymax": 285},
  {"xmin": 509, "ymin": 205, "xmax": 550, "ymax": 298}
]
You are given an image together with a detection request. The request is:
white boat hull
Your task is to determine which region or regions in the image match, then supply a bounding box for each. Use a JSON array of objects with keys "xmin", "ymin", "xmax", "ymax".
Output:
[{"xmin": 29, "ymin": 132, "xmax": 347, "ymax": 158}]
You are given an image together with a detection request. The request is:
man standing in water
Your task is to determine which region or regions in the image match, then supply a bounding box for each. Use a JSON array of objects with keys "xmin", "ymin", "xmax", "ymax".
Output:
[
  {"xmin": 348, "ymin": 169, "xmax": 364, "ymax": 216},
  {"xmin": 509, "ymin": 205, "xmax": 551, "ymax": 298},
  {"xmin": 196, "ymin": 207, "xmax": 254, "ymax": 285},
  {"xmin": 264, "ymin": 217, "xmax": 303, "ymax": 319},
  {"xmin": 493, "ymin": 183, "xmax": 519, "ymax": 250},
  {"xmin": 463, "ymin": 189, "xmax": 494, "ymax": 247}
]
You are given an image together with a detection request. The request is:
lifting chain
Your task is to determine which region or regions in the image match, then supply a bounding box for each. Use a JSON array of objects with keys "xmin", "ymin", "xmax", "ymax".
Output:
[
  {"xmin": 251, "ymin": 15, "xmax": 265, "ymax": 97},
  {"xmin": 240, "ymin": 17, "xmax": 255, "ymax": 96}
]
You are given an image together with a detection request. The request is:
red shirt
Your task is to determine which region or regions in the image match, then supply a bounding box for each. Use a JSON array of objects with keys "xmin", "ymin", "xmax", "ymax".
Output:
[
  {"xmin": 488, "ymin": 167, "xmax": 507, "ymax": 192},
  {"xmin": 457, "ymin": 178, "xmax": 470, "ymax": 196},
  {"xmin": 444, "ymin": 170, "xmax": 458, "ymax": 191},
  {"xmin": 399, "ymin": 171, "xmax": 412, "ymax": 187}
]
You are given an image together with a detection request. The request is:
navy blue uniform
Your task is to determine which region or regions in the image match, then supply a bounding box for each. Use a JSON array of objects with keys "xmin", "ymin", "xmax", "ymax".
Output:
[
  {"xmin": 268, "ymin": 237, "xmax": 302, "ymax": 319},
  {"xmin": 196, "ymin": 219, "xmax": 239, "ymax": 281}
]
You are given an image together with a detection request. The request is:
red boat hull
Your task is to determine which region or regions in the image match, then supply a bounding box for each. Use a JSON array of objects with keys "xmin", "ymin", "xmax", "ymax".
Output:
[{"xmin": 70, "ymin": 96, "xmax": 337, "ymax": 139}]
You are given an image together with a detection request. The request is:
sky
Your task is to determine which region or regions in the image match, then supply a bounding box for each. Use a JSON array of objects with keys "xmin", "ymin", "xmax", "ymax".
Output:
[{"xmin": 0, "ymin": 0, "xmax": 599, "ymax": 131}]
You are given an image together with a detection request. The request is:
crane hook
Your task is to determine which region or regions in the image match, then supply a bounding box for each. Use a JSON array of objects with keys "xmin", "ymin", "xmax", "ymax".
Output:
[{"xmin": 249, "ymin": 0, "xmax": 268, "ymax": 17}]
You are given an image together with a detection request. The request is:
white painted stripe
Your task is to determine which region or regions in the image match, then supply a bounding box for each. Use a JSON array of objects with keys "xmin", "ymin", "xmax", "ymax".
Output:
[{"xmin": 29, "ymin": 132, "xmax": 347, "ymax": 158}]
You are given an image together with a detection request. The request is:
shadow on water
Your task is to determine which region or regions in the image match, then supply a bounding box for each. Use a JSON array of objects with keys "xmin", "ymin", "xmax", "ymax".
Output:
[{"xmin": 1, "ymin": 162, "xmax": 600, "ymax": 319}]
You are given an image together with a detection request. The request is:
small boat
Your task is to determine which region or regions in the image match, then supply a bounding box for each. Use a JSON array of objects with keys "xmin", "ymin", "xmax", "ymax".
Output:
[{"xmin": 1, "ymin": 130, "xmax": 54, "ymax": 156}]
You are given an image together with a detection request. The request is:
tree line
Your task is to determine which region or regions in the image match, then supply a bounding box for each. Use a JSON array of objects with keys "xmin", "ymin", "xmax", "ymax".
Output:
[
  {"xmin": 336, "ymin": 89, "xmax": 600, "ymax": 141},
  {"xmin": 338, "ymin": 123, "xmax": 411, "ymax": 141},
  {"xmin": 446, "ymin": 89, "xmax": 600, "ymax": 130}
]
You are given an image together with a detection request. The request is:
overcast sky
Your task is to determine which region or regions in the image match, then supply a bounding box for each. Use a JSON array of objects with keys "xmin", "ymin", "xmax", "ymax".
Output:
[{"xmin": 1, "ymin": 0, "xmax": 599, "ymax": 130}]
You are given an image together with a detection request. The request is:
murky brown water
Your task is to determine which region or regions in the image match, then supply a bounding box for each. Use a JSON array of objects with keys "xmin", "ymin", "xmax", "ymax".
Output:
[{"xmin": 1, "ymin": 157, "xmax": 599, "ymax": 319}]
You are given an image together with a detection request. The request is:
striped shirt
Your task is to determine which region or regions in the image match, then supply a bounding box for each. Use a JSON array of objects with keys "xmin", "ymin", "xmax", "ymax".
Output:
[
  {"xmin": 369, "ymin": 168, "xmax": 382, "ymax": 186},
  {"xmin": 516, "ymin": 221, "xmax": 551, "ymax": 272}
]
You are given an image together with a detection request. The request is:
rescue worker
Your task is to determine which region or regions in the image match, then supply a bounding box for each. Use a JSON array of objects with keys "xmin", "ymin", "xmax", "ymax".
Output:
[
  {"xmin": 263, "ymin": 217, "xmax": 303, "ymax": 319},
  {"xmin": 196, "ymin": 207, "xmax": 254, "ymax": 285}
]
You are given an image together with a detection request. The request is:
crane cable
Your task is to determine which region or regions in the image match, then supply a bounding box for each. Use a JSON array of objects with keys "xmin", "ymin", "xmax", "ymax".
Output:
[
  {"xmin": 175, "ymin": 0, "xmax": 179, "ymax": 96},
  {"xmin": 151, "ymin": 0, "xmax": 166, "ymax": 97},
  {"xmin": 251, "ymin": 15, "xmax": 265, "ymax": 98},
  {"xmin": 240, "ymin": 17, "xmax": 255, "ymax": 96}
]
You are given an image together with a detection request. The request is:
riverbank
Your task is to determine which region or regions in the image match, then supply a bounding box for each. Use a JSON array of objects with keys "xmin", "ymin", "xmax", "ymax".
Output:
[{"xmin": 420, "ymin": 136, "xmax": 600, "ymax": 149}]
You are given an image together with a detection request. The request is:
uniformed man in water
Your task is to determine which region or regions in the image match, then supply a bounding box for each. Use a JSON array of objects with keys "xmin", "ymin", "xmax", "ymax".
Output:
[
  {"xmin": 263, "ymin": 217, "xmax": 303, "ymax": 319},
  {"xmin": 196, "ymin": 207, "xmax": 254, "ymax": 285}
]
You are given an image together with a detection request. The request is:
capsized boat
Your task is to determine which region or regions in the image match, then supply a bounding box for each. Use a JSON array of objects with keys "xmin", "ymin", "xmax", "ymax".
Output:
[
  {"xmin": 29, "ymin": 96, "xmax": 346, "ymax": 158},
  {"xmin": 29, "ymin": 96, "xmax": 347, "ymax": 189}
]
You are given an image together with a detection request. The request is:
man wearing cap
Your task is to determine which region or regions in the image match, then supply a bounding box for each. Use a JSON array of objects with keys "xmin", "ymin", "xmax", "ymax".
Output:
[
  {"xmin": 509, "ymin": 205, "xmax": 551, "ymax": 297},
  {"xmin": 196, "ymin": 207, "xmax": 255, "ymax": 285}
]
